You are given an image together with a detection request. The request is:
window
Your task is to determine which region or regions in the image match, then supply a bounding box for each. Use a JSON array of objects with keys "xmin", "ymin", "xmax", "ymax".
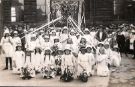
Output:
[{"xmin": 11, "ymin": 7, "xmax": 16, "ymax": 22}]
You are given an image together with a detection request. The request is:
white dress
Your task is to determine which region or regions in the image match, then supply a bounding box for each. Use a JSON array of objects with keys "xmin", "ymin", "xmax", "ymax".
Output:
[
  {"xmin": 110, "ymin": 51, "xmax": 121, "ymax": 67},
  {"xmin": 96, "ymin": 54, "xmax": 109, "ymax": 76},
  {"xmin": 42, "ymin": 41, "xmax": 52, "ymax": 50},
  {"xmin": 77, "ymin": 53, "xmax": 91, "ymax": 75},
  {"xmin": 70, "ymin": 36, "xmax": 79, "ymax": 53},
  {"xmin": 129, "ymin": 34, "xmax": 135, "ymax": 50},
  {"xmin": 84, "ymin": 34, "xmax": 94, "ymax": 46},
  {"xmin": 86, "ymin": 53, "xmax": 95, "ymax": 75},
  {"xmin": 13, "ymin": 51, "xmax": 25, "ymax": 73},
  {"xmin": 105, "ymin": 48, "xmax": 113, "ymax": 65},
  {"xmin": 60, "ymin": 34, "xmax": 68, "ymax": 50},
  {"xmin": 12, "ymin": 37, "xmax": 21, "ymax": 51},
  {"xmin": 44, "ymin": 55, "xmax": 55, "ymax": 67},
  {"xmin": 31, "ymin": 52, "xmax": 44, "ymax": 71},
  {"xmin": 90, "ymin": 31, "xmax": 96, "ymax": 38},
  {"xmin": 0, "ymin": 37, "xmax": 14, "ymax": 57},
  {"xmin": 61, "ymin": 54, "xmax": 75, "ymax": 74},
  {"xmin": 25, "ymin": 56, "xmax": 31, "ymax": 66}
]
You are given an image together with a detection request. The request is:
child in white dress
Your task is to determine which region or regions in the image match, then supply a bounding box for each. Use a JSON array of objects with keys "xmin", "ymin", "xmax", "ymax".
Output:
[
  {"xmin": 86, "ymin": 45, "xmax": 95, "ymax": 76},
  {"xmin": 77, "ymin": 48, "xmax": 91, "ymax": 77},
  {"xmin": 110, "ymin": 48, "xmax": 121, "ymax": 67},
  {"xmin": 96, "ymin": 47, "xmax": 110, "ymax": 77},
  {"xmin": 31, "ymin": 47, "xmax": 44, "ymax": 72},
  {"xmin": 41, "ymin": 48, "xmax": 56, "ymax": 79},
  {"xmin": 13, "ymin": 45, "xmax": 25, "ymax": 73}
]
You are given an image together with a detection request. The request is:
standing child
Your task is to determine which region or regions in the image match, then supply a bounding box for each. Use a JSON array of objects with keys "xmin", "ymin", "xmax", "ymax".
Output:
[
  {"xmin": 60, "ymin": 45, "xmax": 75, "ymax": 82},
  {"xmin": 55, "ymin": 49, "xmax": 63, "ymax": 75},
  {"xmin": 77, "ymin": 48, "xmax": 90, "ymax": 82},
  {"xmin": 77, "ymin": 48, "xmax": 91, "ymax": 77},
  {"xmin": 42, "ymin": 48, "xmax": 56, "ymax": 79},
  {"xmin": 13, "ymin": 44, "xmax": 25, "ymax": 73},
  {"xmin": 86, "ymin": 45, "xmax": 95, "ymax": 76},
  {"xmin": 104, "ymin": 42, "xmax": 113, "ymax": 68},
  {"xmin": 31, "ymin": 47, "xmax": 44, "ymax": 72}
]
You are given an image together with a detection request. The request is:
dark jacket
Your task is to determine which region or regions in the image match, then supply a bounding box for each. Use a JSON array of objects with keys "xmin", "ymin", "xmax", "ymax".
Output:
[{"xmin": 96, "ymin": 31, "xmax": 107, "ymax": 42}]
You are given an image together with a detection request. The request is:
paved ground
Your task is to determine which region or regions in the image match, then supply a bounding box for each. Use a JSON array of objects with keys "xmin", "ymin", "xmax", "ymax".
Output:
[
  {"xmin": 0, "ymin": 54, "xmax": 109, "ymax": 87},
  {"xmin": 108, "ymin": 54, "xmax": 135, "ymax": 87},
  {"xmin": 1, "ymin": 53, "xmax": 135, "ymax": 87}
]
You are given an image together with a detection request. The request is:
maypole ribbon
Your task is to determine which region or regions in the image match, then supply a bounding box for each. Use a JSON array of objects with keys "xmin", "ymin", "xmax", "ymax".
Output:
[
  {"xmin": 21, "ymin": 17, "xmax": 63, "ymax": 39},
  {"xmin": 69, "ymin": 16, "xmax": 84, "ymax": 35}
]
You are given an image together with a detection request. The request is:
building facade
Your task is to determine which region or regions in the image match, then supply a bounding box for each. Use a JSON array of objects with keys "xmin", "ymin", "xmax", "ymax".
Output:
[{"xmin": 1, "ymin": 0, "xmax": 135, "ymax": 26}]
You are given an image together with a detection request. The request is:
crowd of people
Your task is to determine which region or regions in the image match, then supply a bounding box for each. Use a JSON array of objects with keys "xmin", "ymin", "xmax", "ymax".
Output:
[{"xmin": 0, "ymin": 23, "xmax": 135, "ymax": 81}]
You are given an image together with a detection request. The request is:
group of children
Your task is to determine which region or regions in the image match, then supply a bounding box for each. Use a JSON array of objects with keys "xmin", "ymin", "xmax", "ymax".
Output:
[{"xmin": 0, "ymin": 26, "xmax": 121, "ymax": 82}]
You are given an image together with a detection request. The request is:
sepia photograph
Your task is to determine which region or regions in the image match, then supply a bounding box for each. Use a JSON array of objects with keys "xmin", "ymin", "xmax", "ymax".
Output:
[{"xmin": 0, "ymin": 0, "xmax": 135, "ymax": 87}]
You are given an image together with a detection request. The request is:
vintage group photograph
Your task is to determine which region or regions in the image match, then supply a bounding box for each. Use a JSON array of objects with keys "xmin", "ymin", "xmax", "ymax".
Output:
[{"xmin": 0, "ymin": 0, "xmax": 135, "ymax": 87}]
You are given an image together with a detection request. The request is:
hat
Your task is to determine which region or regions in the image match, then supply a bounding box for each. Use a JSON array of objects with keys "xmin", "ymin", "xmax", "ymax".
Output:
[
  {"xmin": 17, "ymin": 43, "xmax": 22, "ymax": 46},
  {"xmin": 98, "ymin": 42, "xmax": 104, "ymax": 46},
  {"xmin": 30, "ymin": 28, "xmax": 34, "ymax": 31},
  {"xmin": 80, "ymin": 36, "xmax": 86, "ymax": 41},
  {"xmin": 130, "ymin": 24, "xmax": 134, "ymax": 27},
  {"xmin": 86, "ymin": 45, "xmax": 92, "ymax": 48},
  {"xmin": 45, "ymin": 47, "xmax": 51, "ymax": 52},
  {"xmin": 4, "ymin": 29, "xmax": 10, "ymax": 34},
  {"xmin": 14, "ymin": 31, "xmax": 18, "ymax": 34},
  {"xmin": 24, "ymin": 29, "xmax": 27, "ymax": 33},
  {"xmin": 16, "ymin": 43, "xmax": 22, "ymax": 50},
  {"xmin": 84, "ymin": 28, "xmax": 89, "ymax": 31},
  {"xmin": 64, "ymin": 45, "xmax": 71, "ymax": 51},
  {"xmin": 63, "ymin": 26, "xmax": 68, "ymax": 29},
  {"xmin": 70, "ymin": 29, "xmax": 75, "ymax": 33},
  {"xmin": 113, "ymin": 45, "xmax": 118, "ymax": 49},
  {"xmin": 104, "ymin": 41, "xmax": 110, "ymax": 45},
  {"xmin": 31, "ymin": 34, "xmax": 36, "ymax": 38},
  {"xmin": 44, "ymin": 35, "xmax": 49, "ymax": 39},
  {"xmin": 131, "ymin": 29, "xmax": 135, "ymax": 33},
  {"xmin": 40, "ymin": 30, "xmax": 44, "ymax": 33},
  {"xmin": 51, "ymin": 29, "xmax": 56, "ymax": 33}
]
